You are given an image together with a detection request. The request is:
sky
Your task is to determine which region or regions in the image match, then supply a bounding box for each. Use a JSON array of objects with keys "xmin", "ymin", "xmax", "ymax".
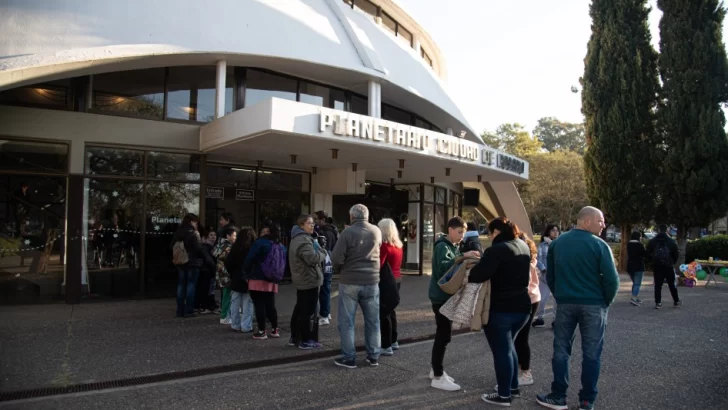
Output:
[{"xmin": 395, "ymin": 0, "xmax": 682, "ymax": 134}]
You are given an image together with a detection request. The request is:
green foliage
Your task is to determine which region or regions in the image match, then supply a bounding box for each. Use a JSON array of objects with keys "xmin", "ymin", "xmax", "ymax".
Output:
[
  {"xmin": 480, "ymin": 123, "xmax": 543, "ymax": 158},
  {"xmin": 580, "ymin": 0, "xmax": 661, "ymax": 227},
  {"xmin": 686, "ymin": 235, "xmax": 728, "ymax": 262},
  {"xmin": 533, "ymin": 117, "xmax": 586, "ymax": 154},
  {"xmin": 657, "ymin": 0, "xmax": 728, "ymax": 230},
  {"xmin": 0, "ymin": 237, "xmax": 21, "ymax": 258}
]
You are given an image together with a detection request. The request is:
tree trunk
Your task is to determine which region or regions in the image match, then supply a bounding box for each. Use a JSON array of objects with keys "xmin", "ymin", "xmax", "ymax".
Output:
[
  {"xmin": 676, "ymin": 224, "xmax": 688, "ymax": 265},
  {"xmin": 618, "ymin": 224, "xmax": 631, "ymax": 273}
]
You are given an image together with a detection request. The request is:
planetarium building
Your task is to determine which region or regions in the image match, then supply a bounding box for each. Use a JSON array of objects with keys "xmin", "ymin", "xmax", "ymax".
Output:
[{"xmin": 0, "ymin": 0, "xmax": 529, "ymax": 304}]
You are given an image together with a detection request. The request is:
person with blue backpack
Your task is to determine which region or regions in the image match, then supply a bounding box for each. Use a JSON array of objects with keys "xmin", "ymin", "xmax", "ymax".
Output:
[{"xmin": 243, "ymin": 223, "xmax": 287, "ymax": 340}]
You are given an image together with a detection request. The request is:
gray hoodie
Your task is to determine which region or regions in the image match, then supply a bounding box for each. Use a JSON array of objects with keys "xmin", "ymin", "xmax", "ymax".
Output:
[
  {"xmin": 288, "ymin": 225, "xmax": 327, "ymax": 290},
  {"xmin": 331, "ymin": 219, "xmax": 382, "ymax": 285}
]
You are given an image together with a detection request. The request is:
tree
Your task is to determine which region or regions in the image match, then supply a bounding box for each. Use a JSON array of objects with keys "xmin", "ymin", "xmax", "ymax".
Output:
[
  {"xmin": 657, "ymin": 0, "xmax": 728, "ymax": 263},
  {"xmin": 580, "ymin": 0, "xmax": 662, "ymax": 270},
  {"xmin": 480, "ymin": 123, "xmax": 543, "ymax": 158},
  {"xmin": 532, "ymin": 117, "xmax": 586, "ymax": 154},
  {"xmin": 519, "ymin": 151, "xmax": 589, "ymax": 230}
]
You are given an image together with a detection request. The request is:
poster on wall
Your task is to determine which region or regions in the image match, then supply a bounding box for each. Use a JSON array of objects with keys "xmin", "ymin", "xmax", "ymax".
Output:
[
  {"xmin": 406, "ymin": 202, "xmax": 420, "ymax": 265},
  {"xmin": 206, "ymin": 187, "xmax": 224, "ymax": 199},
  {"xmin": 235, "ymin": 189, "xmax": 255, "ymax": 201}
]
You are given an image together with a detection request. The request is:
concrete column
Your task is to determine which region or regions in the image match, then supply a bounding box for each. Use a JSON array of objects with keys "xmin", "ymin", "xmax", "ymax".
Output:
[
  {"xmin": 215, "ymin": 60, "xmax": 227, "ymax": 119},
  {"xmin": 368, "ymin": 80, "xmax": 381, "ymax": 118}
]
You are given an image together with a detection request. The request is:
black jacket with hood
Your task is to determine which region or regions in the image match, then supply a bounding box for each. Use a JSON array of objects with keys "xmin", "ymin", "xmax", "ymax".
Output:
[{"xmin": 173, "ymin": 224, "xmax": 211, "ymax": 269}]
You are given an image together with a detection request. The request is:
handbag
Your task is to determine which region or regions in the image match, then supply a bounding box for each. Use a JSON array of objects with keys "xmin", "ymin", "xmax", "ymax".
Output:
[{"xmin": 438, "ymin": 258, "xmax": 468, "ymax": 295}]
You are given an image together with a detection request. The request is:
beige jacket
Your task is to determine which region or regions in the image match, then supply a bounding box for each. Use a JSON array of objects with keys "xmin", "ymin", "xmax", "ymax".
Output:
[{"xmin": 471, "ymin": 279, "xmax": 492, "ymax": 331}]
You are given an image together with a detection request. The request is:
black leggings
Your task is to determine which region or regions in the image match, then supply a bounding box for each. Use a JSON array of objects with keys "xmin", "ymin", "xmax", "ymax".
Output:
[
  {"xmin": 290, "ymin": 287, "xmax": 319, "ymax": 343},
  {"xmin": 249, "ymin": 290, "xmax": 278, "ymax": 331},
  {"xmin": 654, "ymin": 267, "xmax": 680, "ymax": 304},
  {"xmin": 381, "ymin": 281, "xmax": 401, "ymax": 349},
  {"xmin": 514, "ymin": 302, "xmax": 539, "ymax": 371}
]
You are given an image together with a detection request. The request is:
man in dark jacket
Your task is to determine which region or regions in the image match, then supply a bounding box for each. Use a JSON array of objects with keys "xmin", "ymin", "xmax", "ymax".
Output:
[
  {"xmin": 646, "ymin": 224, "xmax": 681, "ymax": 309},
  {"xmin": 460, "ymin": 222, "xmax": 483, "ymax": 254},
  {"xmin": 173, "ymin": 214, "xmax": 211, "ymax": 318},
  {"xmin": 216, "ymin": 212, "xmax": 237, "ymax": 243},
  {"xmin": 314, "ymin": 211, "xmax": 338, "ymax": 325}
]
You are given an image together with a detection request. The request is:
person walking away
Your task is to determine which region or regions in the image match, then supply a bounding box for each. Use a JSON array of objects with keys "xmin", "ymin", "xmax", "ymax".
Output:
[
  {"xmin": 172, "ymin": 214, "xmax": 209, "ymax": 318},
  {"xmin": 461, "ymin": 222, "xmax": 483, "ymax": 254},
  {"xmin": 289, "ymin": 215, "xmax": 328, "ymax": 349},
  {"xmin": 377, "ymin": 218, "xmax": 404, "ymax": 356},
  {"xmin": 428, "ymin": 216, "xmax": 480, "ymax": 391},
  {"xmin": 331, "ymin": 204, "xmax": 382, "ymax": 369},
  {"xmin": 511, "ymin": 233, "xmax": 541, "ymax": 389},
  {"xmin": 243, "ymin": 223, "xmax": 286, "ymax": 340},
  {"xmin": 195, "ymin": 228, "xmax": 218, "ymax": 314},
  {"xmin": 536, "ymin": 206, "xmax": 619, "ymax": 410},
  {"xmin": 216, "ymin": 212, "xmax": 238, "ymax": 324},
  {"xmin": 225, "ymin": 228, "xmax": 256, "ymax": 333},
  {"xmin": 213, "ymin": 227, "xmax": 236, "ymax": 324},
  {"xmin": 627, "ymin": 231, "xmax": 648, "ymax": 306},
  {"xmin": 314, "ymin": 211, "xmax": 338, "ymax": 325},
  {"xmin": 468, "ymin": 218, "xmax": 532, "ymax": 406},
  {"xmin": 646, "ymin": 224, "xmax": 681, "ymax": 309},
  {"xmin": 533, "ymin": 225, "xmax": 560, "ymax": 328}
]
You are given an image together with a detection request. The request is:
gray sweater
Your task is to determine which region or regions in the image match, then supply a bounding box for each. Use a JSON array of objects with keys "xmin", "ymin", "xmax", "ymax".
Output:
[{"xmin": 331, "ymin": 219, "xmax": 382, "ymax": 285}]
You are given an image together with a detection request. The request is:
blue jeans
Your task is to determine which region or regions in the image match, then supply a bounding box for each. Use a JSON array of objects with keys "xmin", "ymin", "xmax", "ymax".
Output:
[
  {"xmin": 628, "ymin": 271, "xmax": 644, "ymax": 297},
  {"xmin": 551, "ymin": 304, "xmax": 609, "ymax": 404},
  {"xmin": 176, "ymin": 266, "xmax": 200, "ymax": 317},
  {"xmin": 536, "ymin": 271, "xmax": 555, "ymax": 319},
  {"xmin": 338, "ymin": 283, "xmax": 380, "ymax": 361},
  {"xmin": 230, "ymin": 290, "xmax": 254, "ymax": 331},
  {"xmin": 483, "ymin": 312, "xmax": 530, "ymax": 397},
  {"xmin": 319, "ymin": 271, "xmax": 332, "ymax": 317}
]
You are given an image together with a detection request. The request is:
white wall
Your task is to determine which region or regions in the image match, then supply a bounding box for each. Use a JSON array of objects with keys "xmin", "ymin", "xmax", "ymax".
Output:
[
  {"xmin": 0, "ymin": 0, "xmax": 479, "ymax": 144},
  {"xmin": 0, "ymin": 106, "xmax": 200, "ymax": 173}
]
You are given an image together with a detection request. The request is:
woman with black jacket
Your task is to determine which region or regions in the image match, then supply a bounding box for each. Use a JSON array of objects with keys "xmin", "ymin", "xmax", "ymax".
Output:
[
  {"xmin": 468, "ymin": 217, "xmax": 532, "ymax": 407},
  {"xmin": 226, "ymin": 228, "xmax": 257, "ymax": 332},
  {"xmin": 627, "ymin": 231, "xmax": 647, "ymax": 306},
  {"xmin": 173, "ymin": 213, "xmax": 213, "ymax": 318}
]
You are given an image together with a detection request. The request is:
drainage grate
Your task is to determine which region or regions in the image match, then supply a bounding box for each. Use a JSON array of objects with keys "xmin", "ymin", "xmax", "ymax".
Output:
[{"xmin": 0, "ymin": 329, "xmax": 471, "ymax": 402}]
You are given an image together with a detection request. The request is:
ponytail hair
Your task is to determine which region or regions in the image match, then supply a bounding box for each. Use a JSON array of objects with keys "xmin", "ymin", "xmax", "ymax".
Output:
[{"xmin": 487, "ymin": 216, "xmax": 521, "ymax": 242}]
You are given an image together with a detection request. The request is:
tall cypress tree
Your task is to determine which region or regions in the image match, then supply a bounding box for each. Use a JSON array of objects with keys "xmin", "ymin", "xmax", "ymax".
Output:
[
  {"xmin": 581, "ymin": 0, "xmax": 661, "ymax": 269},
  {"xmin": 658, "ymin": 0, "xmax": 728, "ymax": 263}
]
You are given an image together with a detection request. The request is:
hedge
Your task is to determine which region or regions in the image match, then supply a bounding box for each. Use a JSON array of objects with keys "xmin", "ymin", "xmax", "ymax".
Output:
[{"xmin": 686, "ymin": 235, "xmax": 728, "ymax": 262}]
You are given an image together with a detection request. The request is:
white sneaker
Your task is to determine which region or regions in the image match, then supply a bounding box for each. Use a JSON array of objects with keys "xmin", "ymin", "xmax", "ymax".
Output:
[
  {"xmin": 429, "ymin": 370, "xmax": 455, "ymax": 383},
  {"xmin": 318, "ymin": 317, "xmax": 330, "ymax": 326},
  {"xmin": 518, "ymin": 371, "xmax": 534, "ymax": 386},
  {"xmin": 220, "ymin": 318, "xmax": 231, "ymax": 325},
  {"xmin": 431, "ymin": 376, "xmax": 461, "ymax": 391}
]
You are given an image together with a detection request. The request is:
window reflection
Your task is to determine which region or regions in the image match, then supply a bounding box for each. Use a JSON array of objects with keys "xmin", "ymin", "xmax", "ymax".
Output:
[
  {"xmin": 383, "ymin": 104, "xmax": 412, "ymax": 125},
  {"xmin": 93, "ymin": 68, "xmax": 165, "ymax": 119},
  {"xmin": 166, "ymin": 66, "xmax": 233, "ymax": 122},
  {"xmin": 351, "ymin": 94, "xmax": 368, "ymax": 115},
  {"xmin": 245, "ymin": 69, "xmax": 297, "ymax": 108},
  {"xmin": 85, "ymin": 147, "xmax": 145, "ymax": 177},
  {"xmin": 0, "ymin": 140, "xmax": 68, "ymax": 173},
  {"xmin": 147, "ymin": 152, "xmax": 201, "ymax": 181},
  {"xmin": 0, "ymin": 79, "xmax": 72, "ymax": 111}
]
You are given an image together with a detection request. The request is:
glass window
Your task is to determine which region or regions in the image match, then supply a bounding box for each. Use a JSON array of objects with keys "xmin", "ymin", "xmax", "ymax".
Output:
[
  {"xmin": 0, "ymin": 175, "xmax": 67, "ymax": 303},
  {"xmin": 422, "ymin": 203, "xmax": 434, "ymax": 264},
  {"xmin": 166, "ymin": 66, "xmax": 232, "ymax": 122},
  {"xmin": 404, "ymin": 184, "xmax": 420, "ymax": 201},
  {"xmin": 436, "ymin": 187, "xmax": 447, "ymax": 204},
  {"xmin": 147, "ymin": 152, "xmax": 201, "ymax": 181},
  {"xmin": 354, "ymin": 0, "xmax": 378, "ymax": 20},
  {"xmin": 424, "ymin": 185, "xmax": 434, "ymax": 202},
  {"xmin": 85, "ymin": 147, "xmax": 145, "ymax": 177},
  {"xmin": 205, "ymin": 165, "xmax": 256, "ymax": 230},
  {"xmin": 351, "ymin": 94, "xmax": 368, "ymax": 115},
  {"xmin": 331, "ymin": 89, "xmax": 346, "ymax": 111},
  {"xmin": 257, "ymin": 170, "xmax": 305, "ymax": 192},
  {"xmin": 383, "ymin": 104, "xmax": 412, "ymax": 125},
  {"xmin": 144, "ymin": 182, "xmax": 200, "ymax": 297},
  {"xmin": 299, "ymin": 82, "xmax": 332, "ymax": 107},
  {"xmin": 398, "ymin": 25, "xmax": 413, "ymax": 47},
  {"xmin": 85, "ymin": 178, "xmax": 143, "ymax": 297},
  {"xmin": 415, "ymin": 118, "xmax": 432, "ymax": 130},
  {"xmin": 0, "ymin": 139, "xmax": 68, "ymax": 173},
  {"xmin": 382, "ymin": 12, "xmax": 397, "ymax": 35},
  {"xmin": 244, "ymin": 69, "xmax": 297, "ymax": 108},
  {"xmin": 435, "ymin": 205, "xmax": 446, "ymax": 236},
  {"xmin": 93, "ymin": 68, "xmax": 165, "ymax": 119},
  {"xmin": 422, "ymin": 49, "xmax": 433, "ymax": 67},
  {"xmin": 0, "ymin": 79, "xmax": 72, "ymax": 110}
]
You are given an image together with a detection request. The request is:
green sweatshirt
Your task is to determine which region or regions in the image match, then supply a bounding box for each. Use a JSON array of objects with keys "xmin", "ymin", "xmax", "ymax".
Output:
[
  {"xmin": 429, "ymin": 234, "xmax": 461, "ymax": 305},
  {"xmin": 546, "ymin": 229, "xmax": 620, "ymax": 305}
]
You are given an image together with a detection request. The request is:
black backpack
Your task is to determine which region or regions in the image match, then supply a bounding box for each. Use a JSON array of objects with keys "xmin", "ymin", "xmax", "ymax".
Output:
[{"xmin": 653, "ymin": 240, "xmax": 673, "ymax": 267}]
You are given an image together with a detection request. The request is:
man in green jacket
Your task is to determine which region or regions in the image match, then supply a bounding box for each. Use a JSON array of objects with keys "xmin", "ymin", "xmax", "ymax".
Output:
[
  {"xmin": 537, "ymin": 206, "xmax": 619, "ymax": 410},
  {"xmin": 428, "ymin": 216, "xmax": 480, "ymax": 392}
]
